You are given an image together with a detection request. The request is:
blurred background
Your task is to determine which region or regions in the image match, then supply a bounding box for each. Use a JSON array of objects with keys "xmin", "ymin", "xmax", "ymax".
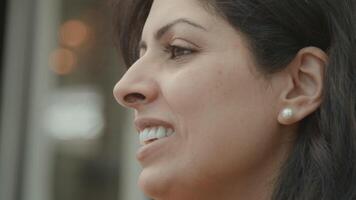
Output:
[{"xmin": 0, "ymin": 0, "xmax": 147, "ymax": 200}]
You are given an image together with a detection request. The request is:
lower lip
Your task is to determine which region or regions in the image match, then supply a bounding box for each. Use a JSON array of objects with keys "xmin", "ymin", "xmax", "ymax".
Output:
[{"xmin": 136, "ymin": 134, "xmax": 174, "ymax": 163}]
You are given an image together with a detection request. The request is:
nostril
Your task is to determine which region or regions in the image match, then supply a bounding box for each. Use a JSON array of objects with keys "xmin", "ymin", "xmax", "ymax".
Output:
[{"xmin": 124, "ymin": 93, "xmax": 146, "ymax": 104}]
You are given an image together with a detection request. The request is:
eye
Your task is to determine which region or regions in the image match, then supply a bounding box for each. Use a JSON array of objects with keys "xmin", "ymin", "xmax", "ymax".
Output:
[{"xmin": 166, "ymin": 45, "xmax": 197, "ymax": 60}]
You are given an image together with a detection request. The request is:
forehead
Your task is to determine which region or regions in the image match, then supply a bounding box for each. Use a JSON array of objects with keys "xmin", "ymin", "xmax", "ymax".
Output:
[{"xmin": 142, "ymin": 0, "xmax": 218, "ymax": 36}]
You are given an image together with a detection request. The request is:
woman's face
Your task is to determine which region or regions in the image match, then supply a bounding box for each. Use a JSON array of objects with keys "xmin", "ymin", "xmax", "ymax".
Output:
[{"xmin": 114, "ymin": 0, "xmax": 293, "ymax": 199}]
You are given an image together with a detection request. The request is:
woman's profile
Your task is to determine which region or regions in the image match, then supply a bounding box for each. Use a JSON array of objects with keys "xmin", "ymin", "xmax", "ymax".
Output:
[{"xmin": 112, "ymin": 0, "xmax": 356, "ymax": 199}]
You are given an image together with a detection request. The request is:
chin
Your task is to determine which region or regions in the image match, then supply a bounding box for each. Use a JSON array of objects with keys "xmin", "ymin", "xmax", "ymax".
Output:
[
  {"xmin": 138, "ymin": 166, "xmax": 174, "ymax": 200},
  {"xmin": 138, "ymin": 167, "xmax": 207, "ymax": 200}
]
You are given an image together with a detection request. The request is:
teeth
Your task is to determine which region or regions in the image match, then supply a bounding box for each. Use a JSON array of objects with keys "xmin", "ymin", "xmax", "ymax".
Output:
[
  {"xmin": 167, "ymin": 128, "xmax": 174, "ymax": 136},
  {"xmin": 156, "ymin": 126, "xmax": 166, "ymax": 138},
  {"xmin": 139, "ymin": 128, "xmax": 149, "ymax": 143},
  {"xmin": 147, "ymin": 127, "xmax": 157, "ymax": 140},
  {"xmin": 139, "ymin": 126, "xmax": 175, "ymax": 145}
]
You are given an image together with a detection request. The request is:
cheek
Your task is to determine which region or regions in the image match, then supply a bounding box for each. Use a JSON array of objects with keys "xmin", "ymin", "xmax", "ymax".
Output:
[
  {"xmin": 164, "ymin": 59, "xmax": 263, "ymax": 124},
  {"xmin": 161, "ymin": 60, "xmax": 280, "ymax": 179},
  {"xmin": 163, "ymin": 64, "xmax": 231, "ymax": 117}
]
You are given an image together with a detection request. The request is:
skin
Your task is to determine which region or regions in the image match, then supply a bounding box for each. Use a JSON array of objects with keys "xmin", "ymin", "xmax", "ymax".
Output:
[{"xmin": 113, "ymin": 0, "xmax": 327, "ymax": 199}]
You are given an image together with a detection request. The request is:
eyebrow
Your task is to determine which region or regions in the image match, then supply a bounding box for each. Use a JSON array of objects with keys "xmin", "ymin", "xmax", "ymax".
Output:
[{"xmin": 139, "ymin": 18, "xmax": 207, "ymax": 50}]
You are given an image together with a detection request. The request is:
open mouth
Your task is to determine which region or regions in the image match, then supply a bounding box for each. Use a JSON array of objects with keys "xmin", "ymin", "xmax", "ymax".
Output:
[{"xmin": 139, "ymin": 126, "xmax": 175, "ymax": 145}]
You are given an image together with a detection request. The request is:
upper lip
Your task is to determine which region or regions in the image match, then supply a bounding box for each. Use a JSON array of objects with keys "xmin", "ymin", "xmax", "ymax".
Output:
[{"xmin": 134, "ymin": 117, "xmax": 175, "ymax": 133}]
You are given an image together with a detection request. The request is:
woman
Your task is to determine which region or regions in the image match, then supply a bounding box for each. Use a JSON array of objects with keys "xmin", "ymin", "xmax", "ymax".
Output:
[{"xmin": 112, "ymin": 0, "xmax": 356, "ymax": 199}]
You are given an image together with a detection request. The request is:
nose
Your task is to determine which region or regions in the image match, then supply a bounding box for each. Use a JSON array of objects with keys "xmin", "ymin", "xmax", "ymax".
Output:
[{"xmin": 113, "ymin": 67, "xmax": 159, "ymax": 110}]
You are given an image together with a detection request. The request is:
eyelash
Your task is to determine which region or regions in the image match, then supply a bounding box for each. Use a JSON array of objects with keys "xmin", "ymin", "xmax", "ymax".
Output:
[{"xmin": 164, "ymin": 45, "xmax": 197, "ymax": 60}]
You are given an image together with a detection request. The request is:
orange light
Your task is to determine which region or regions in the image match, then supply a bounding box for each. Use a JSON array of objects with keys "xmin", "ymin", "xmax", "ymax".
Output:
[
  {"xmin": 49, "ymin": 48, "xmax": 77, "ymax": 75},
  {"xmin": 59, "ymin": 20, "xmax": 89, "ymax": 47}
]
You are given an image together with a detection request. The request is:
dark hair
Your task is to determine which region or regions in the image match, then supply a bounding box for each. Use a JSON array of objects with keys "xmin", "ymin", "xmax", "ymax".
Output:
[{"xmin": 113, "ymin": 0, "xmax": 356, "ymax": 199}]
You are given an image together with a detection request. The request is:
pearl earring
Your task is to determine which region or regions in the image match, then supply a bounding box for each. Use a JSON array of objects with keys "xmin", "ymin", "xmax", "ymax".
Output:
[{"xmin": 281, "ymin": 108, "xmax": 294, "ymax": 119}]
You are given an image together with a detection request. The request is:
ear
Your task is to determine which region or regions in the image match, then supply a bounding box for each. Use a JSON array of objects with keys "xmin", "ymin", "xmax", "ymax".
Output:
[{"xmin": 277, "ymin": 47, "xmax": 328, "ymax": 125}]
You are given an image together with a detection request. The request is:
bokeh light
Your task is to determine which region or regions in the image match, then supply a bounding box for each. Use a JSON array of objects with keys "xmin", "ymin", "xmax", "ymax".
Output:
[
  {"xmin": 45, "ymin": 87, "xmax": 105, "ymax": 141},
  {"xmin": 49, "ymin": 48, "xmax": 77, "ymax": 75},
  {"xmin": 59, "ymin": 20, "xmax": 89, "ymax": 47}
]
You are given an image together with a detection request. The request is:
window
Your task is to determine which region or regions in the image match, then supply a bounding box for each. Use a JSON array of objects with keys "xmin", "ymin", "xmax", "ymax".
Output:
[{"xmin": 0, "ymin": 0, "xmax": 146, "ymax": 200}]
